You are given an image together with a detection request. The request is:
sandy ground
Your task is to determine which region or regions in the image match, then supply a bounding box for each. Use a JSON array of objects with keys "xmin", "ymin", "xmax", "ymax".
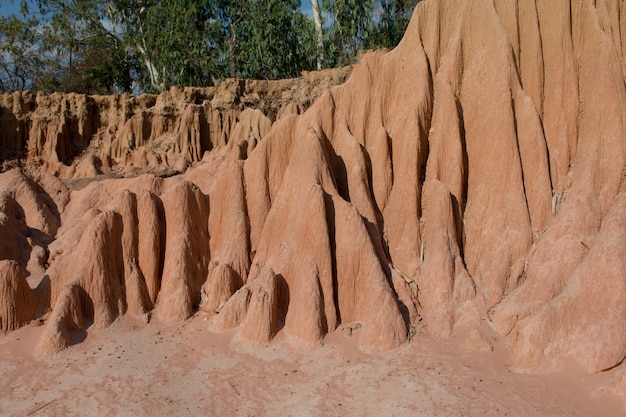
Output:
[{"xmin": 0, "ymin": 314, "xmax": 624, "ymax": 417}]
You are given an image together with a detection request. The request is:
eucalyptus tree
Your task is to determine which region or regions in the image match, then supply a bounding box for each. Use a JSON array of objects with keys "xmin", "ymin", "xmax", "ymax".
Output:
[
  {"xmin": 368, "ymin": 0, "xmax": 419, "ymax": 49},
  {"xmin": 228, "ymin": 0, "xmax": 316, "ymax": 80},
  {"xmin": 0, "ymin": 14, "xmax": 56, "ymax": 92},
  {"xmin": 322, "ymin": 0, "xmax": 375, "ymax": 66},
  {"xmin": 0, "ymin": 0, "xmax": 419, "ymax": 94},
  {"xmin": 27, "ymin": 0, "xmax": 222, "ymax": 92},
  {"xmin": 310, "ymin": 0, "xmax": 324, "ymax": 70}
]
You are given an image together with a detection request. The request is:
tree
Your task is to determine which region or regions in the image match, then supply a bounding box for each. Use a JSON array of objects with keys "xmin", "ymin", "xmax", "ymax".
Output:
[
  {"xmin": 310, "ymin": 0, "xmax": 324, "ymax": 70},
  {"xmin": 123, "ymin": 0, "xmax": 223, "ymax": 90},
  {"xmin": 31, "ymin": 0, "xmax": 223, "ymax": 93},
  {"xmin": 0, "ymin": 0, "xmax": 419, "ymax": 94},
  {"xmin": 367, "ymin": 0, "xmax": 419, "ymax": 49},
  {"xmin": 0, "ymin": 15, "xmax": 54, "ymax": 92},
  {"xmin": 322, "ymin": 0, "xmax": 375, "ymax": 66},
  {"xmin": 24, "ymin": 0, "xmax": 136, "ymax": 93},
  {"xmin": 318, "ymin": 0, "xmax": 419, "ymax": 67},
  {"xmin": 223, "ymin": 0, "xmax": 316, "ymax": 80},
  {"xmin": 78, "ymin": 35, "xmax": 137, "ymax": 94},
  {"xmin": 214, "ymin": 0, "xmax": 248, "ymax": 78}
]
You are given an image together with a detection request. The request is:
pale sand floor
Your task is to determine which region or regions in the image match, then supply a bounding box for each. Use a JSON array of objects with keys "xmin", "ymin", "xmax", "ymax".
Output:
[{"xmin": 0, "ymin": 313, "xmax": 623, "ymax": 417}]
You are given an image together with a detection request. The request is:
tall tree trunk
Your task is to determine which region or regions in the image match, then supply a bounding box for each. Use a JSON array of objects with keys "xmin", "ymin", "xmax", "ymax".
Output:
[
  {"xmin": 137, "ymin": 43, "xmax": 162, "ymax": 91},
  {"xmin": 311, "ymin": 0, "xmax": 324, "ymax": 70},
  {"xmin": 135, "ymin": 13, "xmax": 164, "ymax": 92},
  {"xmin": 229, "ymin": 24, "xmax": 237, "ymax": 77}
]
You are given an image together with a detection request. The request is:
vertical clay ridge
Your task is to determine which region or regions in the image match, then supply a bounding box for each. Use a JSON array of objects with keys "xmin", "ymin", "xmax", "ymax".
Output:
[
  {"xmin": 0, "ymin": 260, "xmax": 36, "ymax": 332},
  {"xmin": 155, "ymin": 180, "xmax": 210, "ymax": 322},
  {"xmin": 115, "ymin": 189, "xmax": 151, "ymax": 316},
  {"xmin": 137, "ymin": 190, "xmax": 165, "ymax": 305}
]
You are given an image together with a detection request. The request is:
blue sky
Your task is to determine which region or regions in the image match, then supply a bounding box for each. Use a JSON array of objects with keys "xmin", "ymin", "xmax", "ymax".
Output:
[
  {"xmin": 0, "ymin": 1, "xmax": 23, "ymax": 17},
  {"xmin": 301, "ymin": 2, "xmax": 313, "ymax": 18}
]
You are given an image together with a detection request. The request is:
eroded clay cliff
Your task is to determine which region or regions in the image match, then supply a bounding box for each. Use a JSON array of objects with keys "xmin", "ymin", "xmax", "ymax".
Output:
[
  {"xmin": 1, "ymin": 0, "xmax": 625, "ymax": 376},
  {"xmin": 0, "ymin": 68, "xmax": 351, "ymax": 177}
]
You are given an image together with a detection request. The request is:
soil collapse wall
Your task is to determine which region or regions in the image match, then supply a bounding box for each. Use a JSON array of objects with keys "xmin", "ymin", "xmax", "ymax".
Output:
[{"xmin": 0, "ymin": 0, "xmax": 625, "ymax": 375}]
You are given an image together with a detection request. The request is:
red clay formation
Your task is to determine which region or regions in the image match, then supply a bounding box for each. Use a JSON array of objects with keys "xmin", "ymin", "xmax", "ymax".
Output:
[{"xmin": 0, "ymin": 0, "xmax": 625, "ymax": 383}]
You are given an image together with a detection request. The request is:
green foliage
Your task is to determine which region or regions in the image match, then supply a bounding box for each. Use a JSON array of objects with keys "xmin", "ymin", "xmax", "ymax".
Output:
[
  {"xmin": 215, "ymin": 0, "xmax": 316, "ymax": 80},
  {"xmin": 80, "ymin": 36, "xmax": 137, "ymax": 94},
  {"xmin": 322, "ymin": 0, "xmax": 375, "ymax": 66},
  {"xmin": 119, "ymin": 0, "xmax": 224, "ymax": 91},
  {"xmin": 20, "ymin": 0, "xmax": 137, "ymax": 93},
  {"xmin": 321, "ymin": 0, "xmax": 419, "ymax": 66},
  {"xmin": 0, "ymin": 14, "xmax": 59, "ymax": 92},
  {"xmin": 231, "ymin": 0, "xmax": 317, "ymax": 79},
  {"xmin": 0, "ymin": 0, "xmax": 420, "ymax": 93},
  {"xmin": 367, "ymin": 0, "xmax": 419, "ymax": 50}
]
